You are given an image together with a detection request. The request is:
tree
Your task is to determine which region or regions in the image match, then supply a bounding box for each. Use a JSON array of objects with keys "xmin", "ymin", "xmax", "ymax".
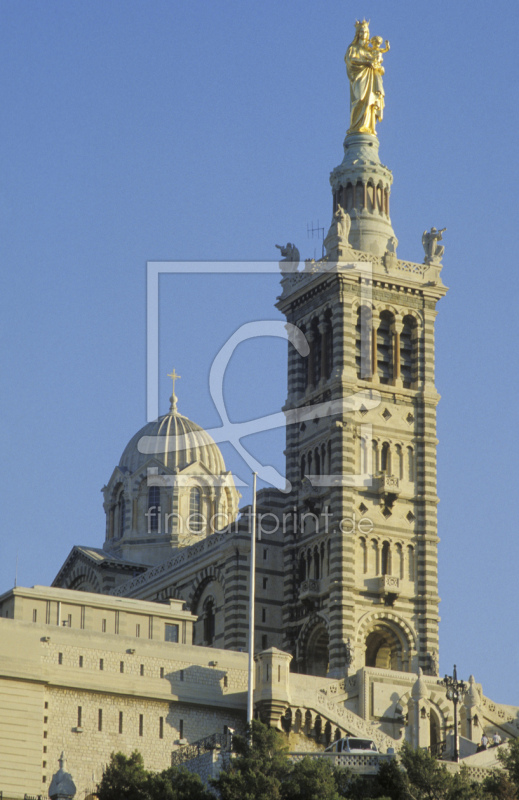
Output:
[
  {"xmin": 97, "ymin": 751, "xmax": 212, "ymax": 800},
  {"xmin": 282, "ymin": 755, "xmax": 341, "ymax": 800},
  {"xmin": 497, "ymin": 739, "xmax": 519, "ymax": 794},
  {"xmin": 211, "ymin": 720, "xmax": 291, "ymax": 800},
  {"xmin": 97, "ymin": 752, "xmax": 149, "ymax": 800}
]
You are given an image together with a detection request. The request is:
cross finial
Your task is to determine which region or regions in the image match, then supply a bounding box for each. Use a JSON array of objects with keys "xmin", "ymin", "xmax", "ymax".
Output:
[{"xmin": 167, "ymin": 368, "xmax": 181, "ymax": 412}]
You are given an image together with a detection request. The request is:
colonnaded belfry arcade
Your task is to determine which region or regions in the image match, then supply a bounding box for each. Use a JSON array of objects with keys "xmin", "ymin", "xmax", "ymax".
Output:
[{"xmin": 0, "ymin": 18, "xmax": 517, "ymax": 799}]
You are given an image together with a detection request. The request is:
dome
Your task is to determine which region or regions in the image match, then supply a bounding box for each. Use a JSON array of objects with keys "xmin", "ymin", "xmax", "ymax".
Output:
[{"xmin": 119, "ymin": 396, "xmax": 226, "ymax": 475}]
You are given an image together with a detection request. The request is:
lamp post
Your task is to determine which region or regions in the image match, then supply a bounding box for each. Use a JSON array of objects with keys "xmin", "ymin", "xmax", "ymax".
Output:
[{"xmin": 439, "ymin": 664, "xmax": 466, "ymax": 762}]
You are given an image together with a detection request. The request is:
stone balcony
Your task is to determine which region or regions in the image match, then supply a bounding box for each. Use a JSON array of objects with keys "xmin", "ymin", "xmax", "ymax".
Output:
[
  {"xmin": 375, "ymin": 474, "xmax": 400, "ymax": 496},
  {"xmin": 299, "ymin": 579, "xmax": 321, "ymax": 602},
  {"xmin": 378, "ymin": 575, "xmax": 400, "ymax": 597}
]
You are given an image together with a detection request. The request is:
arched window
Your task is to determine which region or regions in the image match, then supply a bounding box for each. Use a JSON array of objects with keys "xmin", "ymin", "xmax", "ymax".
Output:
[
  {"xmin": 311, "ymin": 318, "xmax": 321, "ymax": 385},
  {"xmin": 314, "ymin": 449, "xmax": 320, "ymax": 476},
  {"xmin": 381, "ymin": 541, "xmax": 390, "ymax": 575},
  {"xmin": 314, "ymin": 547, "xmax": 320, "ymax": 579},
  {"xmin": 370, "ymin": 539, "xmax": 379, "ymax": 574},
  {"xmin": 360, "ymin": 438, "xmax": 368, "ymax": 475},
  {"xmin": 300, "ymin": 325, "xmax": 309, "ymax": 391},
  {"xmin": 407, "ymin": 446, "xmax": 415, "ymax": 482},
  {"xmin": 299, "ymin": 554, "xmax": 306, "ymax": 582},
  {"xmin": 396, "ymin": 543, "xmax": 404, "ymax": 579},
  {"xmin": 359, "ymin": 537, "xmax": 368, "ymax": 574},
  {"xmin": 118, "ymin": 494, "xmax": 125, "ymax": 539},
  {"xmin": 372, "ymin": 440, "xmax": 379, "ymax": 473},
  {"xmin": 147, "ymin": 486, "xmax": 160, "ymax": 533},
  {"xmin": 356, "ymin": 306, "xmax": 372, "ymax": 379},
  {"xmin": 395, "ymin": 444, "xmax": 403, "ymax": 479},
  {"xmin": 381, "ymin": 442, "xmax": 390, "ymax": 473},
  {"xmin": 377, "ymin": 311, "xmax": 394, "ymax": 384},
  {"xmin": 327, "ymin": 441, "xmax": 332, "ymax": 474},
  {"xmin": 300, "ymin": 454, "xmax": 306, "ymax": 480},
  {"xmin": 401, "ymin": 315, "xmax": 417, "ymax": 388},
  {"xmin": 407, "ymin": 545, "xmax": 415, "ymax": 581},
  {"xmin": 189, "ymin": 487, "xmax": 203, "ymax": 533},
  {"xmin": 323, "ymin": 310, "xmax": 333, "ymax": 380}
]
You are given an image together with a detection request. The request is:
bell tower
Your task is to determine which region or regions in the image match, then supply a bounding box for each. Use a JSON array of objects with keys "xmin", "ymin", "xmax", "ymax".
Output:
[{"xmin": 276, "ymin": 21, "xmax": 447, "ymax": 679}]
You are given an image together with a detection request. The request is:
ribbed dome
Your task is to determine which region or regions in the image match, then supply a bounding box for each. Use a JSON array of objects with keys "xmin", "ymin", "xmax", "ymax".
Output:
[{"xmin": 119, "ymin": 407, "xmax": 226, "ymax": 475}]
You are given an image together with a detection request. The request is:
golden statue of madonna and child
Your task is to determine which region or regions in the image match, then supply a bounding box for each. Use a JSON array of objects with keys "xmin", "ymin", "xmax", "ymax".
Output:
[{"xmin": 345, "ymin": 19, "xmax": 390, "ymax": 136}]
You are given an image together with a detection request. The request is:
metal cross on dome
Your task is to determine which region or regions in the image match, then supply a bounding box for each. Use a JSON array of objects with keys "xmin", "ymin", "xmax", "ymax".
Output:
[{"xmin": 167, "ymin": 368, "xmax": 181, "ymax": 412}]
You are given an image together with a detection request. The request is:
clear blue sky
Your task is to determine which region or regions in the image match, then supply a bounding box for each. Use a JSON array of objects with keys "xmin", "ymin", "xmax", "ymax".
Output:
[{"xmin": 1, "ymin": 1, "xmax": 518, "ymax": 704}]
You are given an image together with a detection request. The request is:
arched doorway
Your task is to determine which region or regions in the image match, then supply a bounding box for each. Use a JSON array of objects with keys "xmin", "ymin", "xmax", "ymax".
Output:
[
  {"xmin": 305, "ymin": 625, "xmax": 329, "ymax": 676},
  {"xmin": 364, "ymin": 624, "xmax": 404, "ymax": 670}
]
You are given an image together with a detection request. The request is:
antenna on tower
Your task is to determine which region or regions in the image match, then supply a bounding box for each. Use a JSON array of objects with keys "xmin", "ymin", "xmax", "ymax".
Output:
[{"xmin": 307, "ymin": 220, "xmax": 325, "ymax": 259}]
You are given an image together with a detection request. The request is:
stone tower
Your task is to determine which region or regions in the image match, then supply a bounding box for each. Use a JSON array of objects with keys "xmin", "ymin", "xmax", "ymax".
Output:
[{"xmin": 276, "ymin": 32, "xmax": 447, "ymax": 678}]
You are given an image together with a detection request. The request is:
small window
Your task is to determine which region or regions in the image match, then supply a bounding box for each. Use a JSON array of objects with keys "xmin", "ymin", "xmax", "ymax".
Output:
[
  {"xmin": 223, "ymin": 675, "xmax": 228, "ymax": 688},
  {"xmin": 58, "ymin": 653, "xmax": 63, "ymax": 665},
  {"xmin": 32, "ymin": 609, "xmax": 37, "ymax": 623},
  {"xmin": 120, "ymin": 661, "xmax": 124, "ymax": 673},
  {"xmin": 262, "ymin": 608, "xmax": 266, "ymax": 623},
  {"xmin": 179, "ymin": 719, "xmax": 184, "ymax": 739},
  {"xmin": 44, "ymin": 716, "xmax": 48, "ymax": 724},
  {"xmin": 44, "ymin": 702, "xmax": 48, "ymax": 709},
  {"xmin": 102, "ymin": 619, "xmax": 107, "ymax": 633},
  {"xmin": 159, "ymin": 717, "xmax": 164, "ymax": 739},
  {"xmin": 42, "ymin": 760, "xmax": 47, "ymax": 768},
  {"xmin": 98, "ymin": 709, "xmax": 103, "ymax": 732},
  {"xmin": 99, "ymin": 659, "xmax": 104, "ymax": 671},
  {"xmin": 160, "ymin": 667, "xmax": 165, "ymax": 679},
  {"xmin": 140, "ymin": 664, "xmax": 144, "ymax": 676},
  {"xmin": 43, "ymin": 730, "xmax": 48, "ymax": 739},
  {"xmin": 262, "ymin": 578, "xmax": 268, "ymax": 590},
  {"xmin": 119, "ymin": 711, "xmax": 123, "ymax": 734},
  {"xmin": 263, "ymin": 548, "xmax": 268, "ymax": 560},
  {"xmin": 43, "ymin": 746, "xmax": 47, "ymax": 754},
  {"xmin": 136, "ymin": 624, "xmax": 141, "ymax": 638},
  {"xmin": 79, "ymin": 656, "xmax": 83, "ymax": 668},
  {"xmin": 139, "ymin": 714, "xmax": 144, "ymax": 737},
  {"xmin": 189, "ymin": 487, "xmax": 203, "ymax": 533},
  {"xmin": 148, "ymin": 486, "xmax": 161, "ymax": 532},
  {"xmin": 180, "ymin": 669, "xmax": 184, "ymax": 681},
  {"xmin": 77, "ymin": 707, "xmax": 82, "ymax": 728},
  {"xmin": 262, "ymin": 634, "xmax": 268, "ymax": 649},
  {"xmin": 165, "ymin": 624, "xmax": 179, "ymax": 643}
]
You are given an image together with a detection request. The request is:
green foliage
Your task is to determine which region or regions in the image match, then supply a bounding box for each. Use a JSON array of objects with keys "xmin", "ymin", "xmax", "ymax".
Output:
[
  {"xmin": 498, "ymin": 739, "xmax": 519, "ymax": 794},
  {"xmin": 97, "ymin": 751, "xmax": 149, "ymax": 800},
  {"xmin": 211, "ymin": 720, "xmax": 290, "ymax": 800},
  {"xmin": 283, "ymin": 756, "xmax": 341, "ymax": 800},
  {"xmin": 97, "ymin": 751, "xmax": 213, "ymax": 800},
  {"xmin": 482, "ymin": 769, "xmax": 518, "ymax": 800},
  {"xmin": 96, "ymin": 731, "xmax": 519, "ymax": 800}
]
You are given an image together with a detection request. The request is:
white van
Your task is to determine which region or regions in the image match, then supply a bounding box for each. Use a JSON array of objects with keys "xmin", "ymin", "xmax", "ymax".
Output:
[{"xmin": 325, "ymin": 737, "xmax": 379, "ymax": 754}]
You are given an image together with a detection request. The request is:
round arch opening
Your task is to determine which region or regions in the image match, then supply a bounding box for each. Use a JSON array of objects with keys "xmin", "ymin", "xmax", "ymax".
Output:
[
  {"xmin": 364, "ymin": 624, "xmax": 407, "ymax": 671},
  {"xmin": 305, "ymin": 624, "xmax": 329, "ymax": 677}
]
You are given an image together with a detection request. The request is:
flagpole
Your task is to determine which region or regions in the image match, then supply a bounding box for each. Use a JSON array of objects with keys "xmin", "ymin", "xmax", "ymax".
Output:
[{"xmin": 247, "ymin": 472, "xmax": 257, "ymax": 729}]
